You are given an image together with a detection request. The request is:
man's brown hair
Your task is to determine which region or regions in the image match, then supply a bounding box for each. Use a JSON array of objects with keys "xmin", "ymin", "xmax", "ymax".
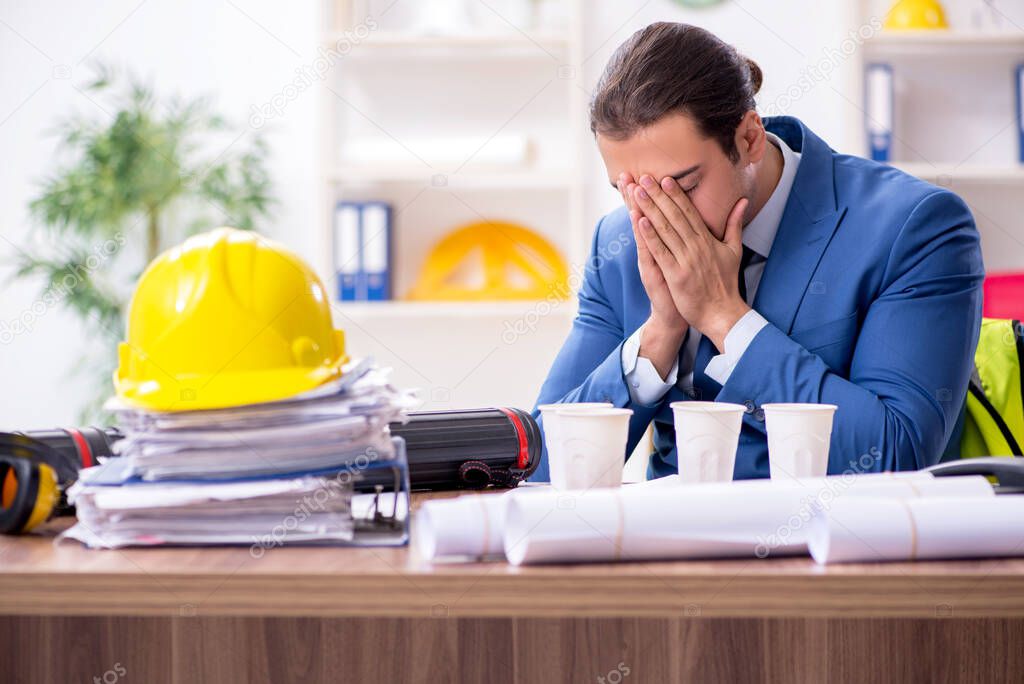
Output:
[{"xmin": 590, "ymin": 22, "xmax": 763, "ymax": 162}]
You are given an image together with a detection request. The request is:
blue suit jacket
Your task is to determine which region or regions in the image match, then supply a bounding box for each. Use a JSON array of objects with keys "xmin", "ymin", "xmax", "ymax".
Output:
[{"xmin": 530, "ymin": 116, "xmax": 984, "ymax": 481}]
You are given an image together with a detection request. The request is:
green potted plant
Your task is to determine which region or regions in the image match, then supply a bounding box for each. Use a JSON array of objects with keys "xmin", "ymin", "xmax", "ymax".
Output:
[{"xmin": 14, "ymin": 65, "xmax": 274, "ymax": 420}]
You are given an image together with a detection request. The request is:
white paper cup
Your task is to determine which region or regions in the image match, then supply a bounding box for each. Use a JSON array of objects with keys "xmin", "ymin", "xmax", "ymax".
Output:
[
  {"xmin": 548, "ymin": 407, "xmax": 632, "ymax": 490},
  {"xmin": 538, "ymin": 403, "xmax": 612, "ymax": 487},
  {"xmin": 763, "ymin": 403, "xmax": 838, "ymax": 481},
  {"xmin": 670, "ymin": 401, "xmax": 746, "ymax": 483}
]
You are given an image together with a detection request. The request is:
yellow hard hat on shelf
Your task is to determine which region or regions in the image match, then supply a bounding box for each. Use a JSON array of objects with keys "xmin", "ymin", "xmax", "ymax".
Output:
[
  {"xmin": 884, "ymin": 0, "xmax": 948, "ymax": 31},
  {"xmin": 115, "ymin": 227, "xmax": 348, "ymax": 412},
  {"xmin": 407, "ymin": 220, "xmax": 570, "ymax": 301}
]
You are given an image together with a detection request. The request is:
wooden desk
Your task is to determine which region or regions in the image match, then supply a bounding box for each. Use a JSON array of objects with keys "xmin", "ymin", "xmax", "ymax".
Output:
[{"xmin": 2, "ymin": 492, "xmax": 1023, "ymax": 683}]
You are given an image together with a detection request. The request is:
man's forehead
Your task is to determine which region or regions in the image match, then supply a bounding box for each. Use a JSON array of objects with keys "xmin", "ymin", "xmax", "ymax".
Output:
[
  {"xmin": 601, "ymin": 138, "xmax": 702, "ymax": 185},
  {"xmin": 599, "ymin": 119, "xmax": 709, "ymax": 183}
]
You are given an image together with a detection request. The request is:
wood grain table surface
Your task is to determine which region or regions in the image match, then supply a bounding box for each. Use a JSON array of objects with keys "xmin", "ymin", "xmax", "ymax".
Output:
[
  {"xmin": 5, "ymin": 490, "xmax": 1024, "ymax": 682},
  {"xmin": 3, "ymin": 490, "xmax": 1024, "ymax": 621}
]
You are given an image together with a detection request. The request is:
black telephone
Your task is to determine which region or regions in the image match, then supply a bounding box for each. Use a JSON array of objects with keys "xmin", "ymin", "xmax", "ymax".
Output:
[{"xmin": 924, "ymin": 457, "xmax": 1024, "ymax": 495}]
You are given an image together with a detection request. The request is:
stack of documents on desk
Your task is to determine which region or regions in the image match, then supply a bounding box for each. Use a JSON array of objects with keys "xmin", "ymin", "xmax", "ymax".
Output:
[
  {"xmin": 65, "ymin": 476, "xmax": 356, "ymax": 548},
  {"xmin": 108, "ymin": 358, "xmax": 416, "ymax": 481},
  {"xmin": 63, "ymin": 358, "xmax": 416, "ymax": 549}
]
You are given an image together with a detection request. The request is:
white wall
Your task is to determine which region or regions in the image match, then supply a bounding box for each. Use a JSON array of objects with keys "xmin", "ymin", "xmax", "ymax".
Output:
[
  {"xmin": 2, "ymin": 0, "xmax": 1010, "ymax": 429},
  {"xmin": 581, "ymin": 1, "xmax": 864, "ymax": 225},
  {"xmin": 0, "ymin": 0, "xmax": 320, "ymax": 428}
]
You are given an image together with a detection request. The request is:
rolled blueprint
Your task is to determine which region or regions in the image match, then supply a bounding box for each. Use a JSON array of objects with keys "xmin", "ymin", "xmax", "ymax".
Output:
[
  {"xmin": 417, "ymin": 477, "xmax": 682, "ymax": 560},
  {"xmin": 502, "ymin": 475, "xmax": 996, "ymax": 565},
  {"xmin": 417, "ymin": 479, "xmax": 660, "ymax": 560},
  {"xmin": 808, "ymin": 496, "xmax": 1024, "ymax": 564},
  {"xmin": 416, "ymin": 491, "xmax": 512, "ymax": 560}
]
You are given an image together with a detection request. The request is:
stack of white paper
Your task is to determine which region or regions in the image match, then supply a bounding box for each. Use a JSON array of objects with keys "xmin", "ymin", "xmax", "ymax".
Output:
[
  {"xmin": 64, "ymin": 477, "xmax": 356, "ymax": 548},
  {"xmin": 64, "ymin": 476, "xmax": 412, "ymax": 550},
  {"xmin": 109, "ymin": 359, "xmax": 416, "ymax": 481},
  {"xmin": 808, "ymin": 496, "xmax": 1024, "ymax": 564},
  {"xmin": 64, "ymin": 358, "xmax": 417, "ymax": 549}
]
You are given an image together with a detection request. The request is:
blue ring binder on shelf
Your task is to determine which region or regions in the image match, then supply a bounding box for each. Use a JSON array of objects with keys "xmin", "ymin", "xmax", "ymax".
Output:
[
  {"xmin": 864, "ymin": 62, "xmax": 893, "ymax": 163},
  {"xmin": 333, "ymin": 200, "xmax": 392, "ymax": 302},
  {"xmin": 1016, "ymin": 63, "xmax": 1024, "ymax": 164}
]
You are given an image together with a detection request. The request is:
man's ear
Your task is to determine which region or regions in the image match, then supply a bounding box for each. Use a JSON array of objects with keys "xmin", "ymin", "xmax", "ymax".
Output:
[{"xmin": 735, "ymin": 111, "xmax": 766, "ymax": 164}]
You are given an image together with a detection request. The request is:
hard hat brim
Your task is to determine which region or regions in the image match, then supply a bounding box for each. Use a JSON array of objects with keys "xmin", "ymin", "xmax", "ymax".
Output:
[{"xmin": 113, "ymin": 361, "xmax": 346, "ymax": 413}]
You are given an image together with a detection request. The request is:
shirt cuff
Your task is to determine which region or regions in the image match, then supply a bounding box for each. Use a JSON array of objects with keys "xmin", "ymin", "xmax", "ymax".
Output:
[
  {"xmin": 704, "ymin": 309, "xmax": 769, "ymax": 385},
  {"xmin": 621, "ymin": 326, "xmax": 679, "ymax": 405}
]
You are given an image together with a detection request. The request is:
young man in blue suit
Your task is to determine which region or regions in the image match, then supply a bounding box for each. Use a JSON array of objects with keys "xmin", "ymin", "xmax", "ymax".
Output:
[{"xmin": 531, "ymin": 22, "xmax": 984, "ymax": 481}]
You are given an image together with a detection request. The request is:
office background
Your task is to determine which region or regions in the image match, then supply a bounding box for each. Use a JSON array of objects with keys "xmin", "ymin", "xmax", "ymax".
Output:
[{"xmin": 2, "ymin": 0, "xmax": 1021, "ymax": 441}]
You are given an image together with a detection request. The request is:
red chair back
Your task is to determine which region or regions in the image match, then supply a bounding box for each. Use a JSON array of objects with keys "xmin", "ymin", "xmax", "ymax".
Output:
[{"xmin": 984, "ymin": 272, "xmax": 1024, "ymax": 320}]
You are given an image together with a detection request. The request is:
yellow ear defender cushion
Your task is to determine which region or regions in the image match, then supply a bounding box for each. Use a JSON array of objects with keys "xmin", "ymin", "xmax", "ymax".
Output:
[
  {"xmin": 0, "ymin": 449, "xmax": 61, "ymax": 535},
  {"xmin": 23, "ymin": 463, "xmax": 58, "ymax": 532}
]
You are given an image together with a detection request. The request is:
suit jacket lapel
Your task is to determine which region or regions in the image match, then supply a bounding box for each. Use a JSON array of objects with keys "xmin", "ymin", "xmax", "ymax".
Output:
[{"xmin": 754, "ymin": 117, "xmax": 847, "ymax": 335}]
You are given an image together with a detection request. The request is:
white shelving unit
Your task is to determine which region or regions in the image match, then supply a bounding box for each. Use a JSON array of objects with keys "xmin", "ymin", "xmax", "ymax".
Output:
[
  {"xmin": 326, "ymin": 165, "xmax": 575, "ymax": 189},
  {"xmin": 319, "ymin": 0, "xmax": 587, "ymax": 313},
  {"xmin": 890, "ymin": 162, "xmax": 1024, "ymax": 185},
  {"xmin": 336, "ymin": 299, "xmax": 578, "ymax": 320},
  {"xmin": 854, "ymin": 0, "xmax": 1024, "ymax": 271},
  {"xmin": 316, "ymin": 0, "xmax": 587, "ymax": 410},
  {"xmin": 865, "ymin": 29, "xmax": 1024, "ymax": 54},
  {"xmin": 325, "ymin": 30, "xmax": 573, "ymax": 52}
]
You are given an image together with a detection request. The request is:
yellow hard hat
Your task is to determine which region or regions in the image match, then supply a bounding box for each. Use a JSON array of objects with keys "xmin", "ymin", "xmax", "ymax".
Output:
[
  {"xmin": 115, "ymin": 227, "xmax": 348, "ymax": 412},
  {"xmin": 408, "ymin": 220, "xmax": 570, "ymax": 301},
  {"xmin": 884, "ymin": 0, "xmax": 948, "ymax": 31}
]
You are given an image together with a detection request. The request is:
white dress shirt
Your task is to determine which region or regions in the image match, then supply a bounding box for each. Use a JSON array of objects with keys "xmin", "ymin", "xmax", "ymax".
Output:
[{"xmin": 621, "ymin": 132, "xmax": 802, "ymax": 405}]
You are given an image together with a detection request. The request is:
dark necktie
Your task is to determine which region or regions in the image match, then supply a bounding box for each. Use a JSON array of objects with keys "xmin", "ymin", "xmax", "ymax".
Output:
[
  {"xmin": 738, "ymin": 244, "xmax": 757, "ymax": 304},
  {"xmin": 689, "ymin": 244, "xmax": 760, "ymax": 400}
]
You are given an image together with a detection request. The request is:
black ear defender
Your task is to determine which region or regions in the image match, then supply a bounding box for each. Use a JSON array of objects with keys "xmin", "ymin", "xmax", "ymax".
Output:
[
  {"xmin": 0, "ymin": 433, "xmax": 62, "ymax": 534},
  {"xmin": 0, "ymin": 428, "xmax": 121, "ymax": 534}
]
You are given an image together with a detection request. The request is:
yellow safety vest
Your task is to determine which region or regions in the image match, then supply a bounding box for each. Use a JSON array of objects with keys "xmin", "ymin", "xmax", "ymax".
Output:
[{"xmin": 960, "ymin": 318, "xmax": 1024, "ymax": 458}]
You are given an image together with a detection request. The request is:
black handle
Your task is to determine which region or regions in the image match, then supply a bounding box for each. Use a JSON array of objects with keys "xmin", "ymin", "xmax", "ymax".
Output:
[{"xmin": 924, "ymin": 456, "xmax": 1024, "ymax": 492}]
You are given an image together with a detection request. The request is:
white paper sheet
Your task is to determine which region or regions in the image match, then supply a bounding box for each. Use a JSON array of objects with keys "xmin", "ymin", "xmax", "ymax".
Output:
[
  {"xmin": 808, "ymin": 496, "xmax": 1024, "ymax": 564},
  {"xmin": 501, "ymin": 475, "xmax": 996, "ymax": 565},
  {"xmin": 69, "ymin": 477, "xmax": 345, "ymax": 511}
]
